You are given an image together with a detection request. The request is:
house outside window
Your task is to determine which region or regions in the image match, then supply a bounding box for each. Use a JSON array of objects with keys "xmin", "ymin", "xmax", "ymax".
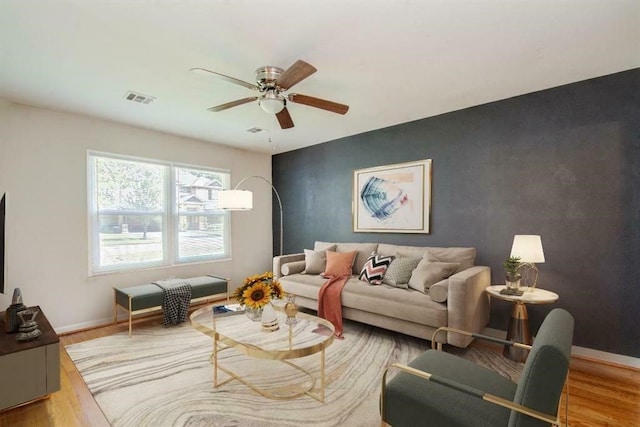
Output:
[{"xmin": 88, "ymin": 152, "xmax": 230, "ymax": 275}]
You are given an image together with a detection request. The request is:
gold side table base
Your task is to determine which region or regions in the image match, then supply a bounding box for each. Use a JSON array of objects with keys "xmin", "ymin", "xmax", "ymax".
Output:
[
  {"xmin": 485, "ymin": 285, "xmax": 559, "ymax": 364},
  {"xmin": 503, "ymin": 302, "xmax": 532, "ymax": 363}
]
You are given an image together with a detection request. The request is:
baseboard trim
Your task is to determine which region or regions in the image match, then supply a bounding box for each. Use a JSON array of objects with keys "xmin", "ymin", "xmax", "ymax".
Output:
[
  {"xmin": 55, "ymin": 297, "xmax": 226, "ymax": 336},
  {"xmin": 56, "ymin": 318, "xmax": 112, "ymax": 334},
  {"xmin": 571, "ymin": 346, "xmax": 640, "ymax": 370},
  {"xmin": 481, "ymin": 327, "xmax": 640, "ymax": 370}
]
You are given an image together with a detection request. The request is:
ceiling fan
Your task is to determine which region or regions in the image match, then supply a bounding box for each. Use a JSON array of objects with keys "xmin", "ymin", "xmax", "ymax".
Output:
[{"xmin": 191, "ymin": 60, "xmax": 349, "ymax": 129}]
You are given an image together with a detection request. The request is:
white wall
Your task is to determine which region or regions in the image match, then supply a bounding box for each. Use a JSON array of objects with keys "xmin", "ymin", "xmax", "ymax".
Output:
[{"xmin": 0, "ymin": 102, "xmax": 274, "ymax": 332}]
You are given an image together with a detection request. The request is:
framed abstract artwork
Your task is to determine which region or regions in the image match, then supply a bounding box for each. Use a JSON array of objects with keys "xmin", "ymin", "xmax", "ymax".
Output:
[{"xmin": 353, "ymin": 159, "xmax": 432, "ymax": 233}]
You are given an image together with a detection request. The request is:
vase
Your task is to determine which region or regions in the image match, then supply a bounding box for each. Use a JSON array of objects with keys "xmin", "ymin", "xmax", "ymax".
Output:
[
  {"xmin": 245, "ymin": 306, "xmax": 263, "ymax": 322},
  {"xmin": 261, "ymin": 303, "xmax": 279, "ymax": 332},
  {"xmin": 505, "ymin": 272, "xmax": 522, "ymax": 293}
]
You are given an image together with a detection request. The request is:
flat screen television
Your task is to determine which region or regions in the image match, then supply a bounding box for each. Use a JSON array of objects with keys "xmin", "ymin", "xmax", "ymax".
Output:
[{"xmin": 0, "ymin": 193, "xmax": 5, "ymax": 294}]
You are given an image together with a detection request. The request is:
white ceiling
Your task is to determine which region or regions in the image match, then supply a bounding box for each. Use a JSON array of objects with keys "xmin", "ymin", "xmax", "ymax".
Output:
[{"xmin": 1, "ymin": 1, "xmax": 639, "ymax": 154}]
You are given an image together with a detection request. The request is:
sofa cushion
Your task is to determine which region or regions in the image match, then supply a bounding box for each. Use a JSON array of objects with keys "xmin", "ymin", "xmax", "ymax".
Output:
[
  {"xmin": 398, "ymin": 250, "xmax": 439, "ymax": 262},
  {"xmin": 279, "ymin": 274, "xmax": 448, "ymax": 327},
  {"xmin": 359, "ymin": 253, "xmax": 395, "ymax": 285},
  {"xmin": 315, "ymin": 241, "xmax": 379, "ymax": 275},
  {"xmin": 281, "ymin": 260, "xmax": 306, "ymax": 276},
  {"xmin": 303, "ymin": 249, "xmax": 327, "ymax": 274},
  {"xmin": 323, "ymin": 250, "xmax": 357, "ymax": 277},
  {"xmin": 428, "ymin": 280, "xmax": 449, "ymax": 303},
  {"xmin": 377, "ymin": 244, "xmax": 476, "ymax": 273},
  {"xmin": 427, "ymin": 247, "xmax": 475, "ymax": 273},
  {"xmin": 383, "ymin": 256, "xmax": 422, "ymax": 288},
  {"xmin": 408, "ymin": 261, "xmax": 459, "ymax": 293}
]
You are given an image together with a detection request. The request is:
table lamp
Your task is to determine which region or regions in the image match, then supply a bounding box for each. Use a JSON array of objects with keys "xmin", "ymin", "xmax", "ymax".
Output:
[{"xmin": 510, "ymin": 235, "xmax": 545, "ymax": 291}]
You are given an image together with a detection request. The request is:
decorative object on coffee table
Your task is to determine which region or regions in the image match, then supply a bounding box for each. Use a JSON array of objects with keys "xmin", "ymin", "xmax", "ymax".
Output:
[
  {"xmin": 260, "ymin": 303, "xmax": 279, "ymax": 332},
  {"xmin": 232, "ymin": 271, "xmax": 283, "ymax": 324},
  {"xmin": 284, "ymin": 293, "xmax": 298, "ymax": 326}
]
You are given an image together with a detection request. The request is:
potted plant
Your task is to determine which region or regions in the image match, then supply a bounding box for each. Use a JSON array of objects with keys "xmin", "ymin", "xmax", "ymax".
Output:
[{"xmin": 503, "ymin": 256, "xmax": 522, "ymax": 292}]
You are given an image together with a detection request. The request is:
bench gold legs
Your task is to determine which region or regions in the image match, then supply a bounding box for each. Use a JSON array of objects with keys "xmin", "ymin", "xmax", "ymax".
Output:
[{"xmin": 112, "ymin": 290, "xmax": 136, "ymax": 337}]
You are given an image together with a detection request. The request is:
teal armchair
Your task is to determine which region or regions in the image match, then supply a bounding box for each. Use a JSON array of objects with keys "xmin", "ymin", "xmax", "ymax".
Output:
[{"xmin": 381, "ymin": 308, "xmax": 574, "ymax": 427}]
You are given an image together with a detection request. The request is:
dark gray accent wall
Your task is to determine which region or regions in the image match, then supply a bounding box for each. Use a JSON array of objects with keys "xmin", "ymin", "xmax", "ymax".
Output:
[{"xmin": 272, "ymin": 68, "xmax": 640, "ymax": 358}]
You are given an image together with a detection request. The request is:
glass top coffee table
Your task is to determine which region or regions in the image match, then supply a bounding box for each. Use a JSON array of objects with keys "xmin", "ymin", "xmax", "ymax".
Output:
[{"xmin": 190, "ymin": 304, "xmax": 335, "ymax": 401}]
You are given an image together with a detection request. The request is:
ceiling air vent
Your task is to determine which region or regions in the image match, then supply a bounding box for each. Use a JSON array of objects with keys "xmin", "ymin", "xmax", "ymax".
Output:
[
  {"xmin": 124, "ymin": 91, "xmax": 155, "ymax": 104},
  {"xmin": 246, "ymin": 127, "xmax": 266, "ymax": 134}
]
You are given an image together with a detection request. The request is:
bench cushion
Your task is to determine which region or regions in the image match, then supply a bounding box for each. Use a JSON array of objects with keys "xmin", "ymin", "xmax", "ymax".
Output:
[
  {"xmin": 115, "ymin": 284, "xmax": 164, "ymax": 311},
  {"xmin": 188, "ymin": 276, "xmax": 227, "ymax": 299},
  {"xmin": 115, "ymin": 275, "xmax": 226, "ymax": 312}
]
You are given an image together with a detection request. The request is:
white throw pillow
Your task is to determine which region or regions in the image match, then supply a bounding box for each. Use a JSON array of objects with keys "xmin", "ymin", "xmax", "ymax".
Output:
[
  {"xmin": 408, "ymin": 260, "xmax": 460, "ymax": 293},
  {"xmin": 303, "ymin": 249, "xmax": 327, "ymax": 275}
]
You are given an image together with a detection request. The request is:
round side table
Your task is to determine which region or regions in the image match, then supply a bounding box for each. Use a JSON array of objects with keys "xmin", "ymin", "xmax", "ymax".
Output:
[{"xmin": 485, "ymin": 285, "xmax": 559, "ymax": 362}]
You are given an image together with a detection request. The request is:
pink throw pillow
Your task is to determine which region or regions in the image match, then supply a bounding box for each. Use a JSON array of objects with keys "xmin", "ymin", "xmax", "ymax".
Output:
[{"xmin": 323, "ymin": 251, "xmax": 357, "ymax": 277}]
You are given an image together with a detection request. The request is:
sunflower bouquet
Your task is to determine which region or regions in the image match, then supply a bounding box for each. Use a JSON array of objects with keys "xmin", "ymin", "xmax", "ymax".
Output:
[{"xmin": 232, "ymin": 271, "xmax": 284, "ymax": 309}]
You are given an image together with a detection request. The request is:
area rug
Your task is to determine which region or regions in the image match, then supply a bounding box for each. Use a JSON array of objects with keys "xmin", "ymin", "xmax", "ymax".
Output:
[{"xmin": 65, "ymin": 319, "xmax": 523, "ymax": 427}]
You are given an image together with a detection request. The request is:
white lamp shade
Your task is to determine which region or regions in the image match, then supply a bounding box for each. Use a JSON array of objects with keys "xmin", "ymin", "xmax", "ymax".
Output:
[
  {"xmin": 217, "ymin": 190, "xmax": 253, "ymax": 210},
  {"xmin": 510, "ymin": 235, "xmax": 545, "ymax": 263}
]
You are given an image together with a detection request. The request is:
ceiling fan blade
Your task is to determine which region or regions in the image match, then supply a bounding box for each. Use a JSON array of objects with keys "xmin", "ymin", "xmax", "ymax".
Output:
[
  {"xmin": 275, "ymin": 60, "xmax": 317, "ymax": 90},
  {"xmin": 207, "ymin": 97, "xmax": 258, "ymax": 112},
  {"xmin": 190, "ymin": 67, "xmax": 258, "ymax": 91},
  {"xmin": 288, "ymin": 93, "xmax": 349, "ymax": 115},
  {"xmin": 276, "ymin": 107, "xmax": 294, "ymax": 129}
]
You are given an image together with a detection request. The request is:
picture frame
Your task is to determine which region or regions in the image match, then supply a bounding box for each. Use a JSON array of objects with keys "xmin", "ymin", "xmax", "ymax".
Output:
[{"xmin": 353, "ymin": 159, "xmax": 431, "ymax": 233}]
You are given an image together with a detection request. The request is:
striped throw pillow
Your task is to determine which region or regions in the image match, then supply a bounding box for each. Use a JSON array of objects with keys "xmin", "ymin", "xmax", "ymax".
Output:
[{"xmin": 359, "ymin": 253, "xmax": 394, "ymax": 285}]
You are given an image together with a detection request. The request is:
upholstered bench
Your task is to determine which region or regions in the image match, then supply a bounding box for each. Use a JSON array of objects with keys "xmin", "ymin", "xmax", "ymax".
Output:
[{"xmin": 113, "ymin": 275, "xmax": 228, "ymax": 336}]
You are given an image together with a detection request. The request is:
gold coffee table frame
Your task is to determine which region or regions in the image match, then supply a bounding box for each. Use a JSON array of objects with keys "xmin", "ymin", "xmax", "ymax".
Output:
[{"xmin": 190, "ymin": 305, "xmax": 335, "ymax": 402}]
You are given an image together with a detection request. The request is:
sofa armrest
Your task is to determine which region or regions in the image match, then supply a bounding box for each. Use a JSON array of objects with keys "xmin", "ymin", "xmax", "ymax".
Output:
[
  {"xmin": 273, "ymin": 253, "xmax": 305, "ymax": 279},
  {"xmin": 446, "ymin": 266, "xmax": 491, "ymax": 347}
]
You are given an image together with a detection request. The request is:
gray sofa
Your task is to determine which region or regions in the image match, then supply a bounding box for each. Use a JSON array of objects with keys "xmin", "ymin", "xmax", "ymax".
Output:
[{"xmin": 273, "ymin": 241, "xmax": 490, "ymax": 348}]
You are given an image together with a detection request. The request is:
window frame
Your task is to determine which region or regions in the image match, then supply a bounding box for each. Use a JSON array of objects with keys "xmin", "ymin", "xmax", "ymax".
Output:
[{"xmin": 87, "ymin": 151, "xmax": 230, "ymax": 276}]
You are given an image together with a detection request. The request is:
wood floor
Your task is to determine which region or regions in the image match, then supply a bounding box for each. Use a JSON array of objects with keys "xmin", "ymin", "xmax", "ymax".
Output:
[{"xmin": 1, "ymin": 313, "xmax": 638, "ymax": 427}]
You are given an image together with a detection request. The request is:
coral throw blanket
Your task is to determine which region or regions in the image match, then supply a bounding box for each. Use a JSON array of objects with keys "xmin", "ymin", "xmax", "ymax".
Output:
[{"xmin": 317, "ymin": 275, "xmax": 350, "ymax": 338}]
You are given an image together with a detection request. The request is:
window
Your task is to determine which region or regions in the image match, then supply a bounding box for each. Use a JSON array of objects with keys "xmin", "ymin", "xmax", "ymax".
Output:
[{"xmin": 88, "ymin": 152, "xmax": 229, "ymax": 274}]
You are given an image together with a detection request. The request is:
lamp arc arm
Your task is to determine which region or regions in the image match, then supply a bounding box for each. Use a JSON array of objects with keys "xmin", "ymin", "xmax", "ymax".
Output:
[{"xmin": 233, "ymin": 175, "xmax": 283, "ymax": 256}]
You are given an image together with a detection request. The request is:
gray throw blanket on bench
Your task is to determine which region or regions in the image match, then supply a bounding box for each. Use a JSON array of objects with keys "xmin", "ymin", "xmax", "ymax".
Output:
[{"xmin": 153, "ymin": 279, "xmax": 192, "ymax": 326}]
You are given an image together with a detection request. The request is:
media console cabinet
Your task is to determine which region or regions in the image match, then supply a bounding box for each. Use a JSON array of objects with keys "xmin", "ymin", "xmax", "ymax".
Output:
[{"xmin": 0, "ymin": 306, "xmax": 60, "ymax": 411}]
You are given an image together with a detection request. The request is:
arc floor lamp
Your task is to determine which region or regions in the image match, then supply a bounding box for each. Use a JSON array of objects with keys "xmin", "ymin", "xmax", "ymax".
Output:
[{"xmin": 217, "ymin": 175, "xmax": 283, "ymax": 256}]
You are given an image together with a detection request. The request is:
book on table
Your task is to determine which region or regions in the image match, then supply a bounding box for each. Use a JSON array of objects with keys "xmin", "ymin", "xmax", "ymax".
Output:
[{"xmin": 212, "ymin": 303, "xmax": 244, "ymax": 316}]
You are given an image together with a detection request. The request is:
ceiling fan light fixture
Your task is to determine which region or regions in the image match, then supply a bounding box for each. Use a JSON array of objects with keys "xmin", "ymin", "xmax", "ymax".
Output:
[
  {"xmin": 259, "ymin": 91, "xmax": 285, "ymax": 114},
  {"xmin": 197, "ymin": 60, "xmax": 349, "ymax": 129}
]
